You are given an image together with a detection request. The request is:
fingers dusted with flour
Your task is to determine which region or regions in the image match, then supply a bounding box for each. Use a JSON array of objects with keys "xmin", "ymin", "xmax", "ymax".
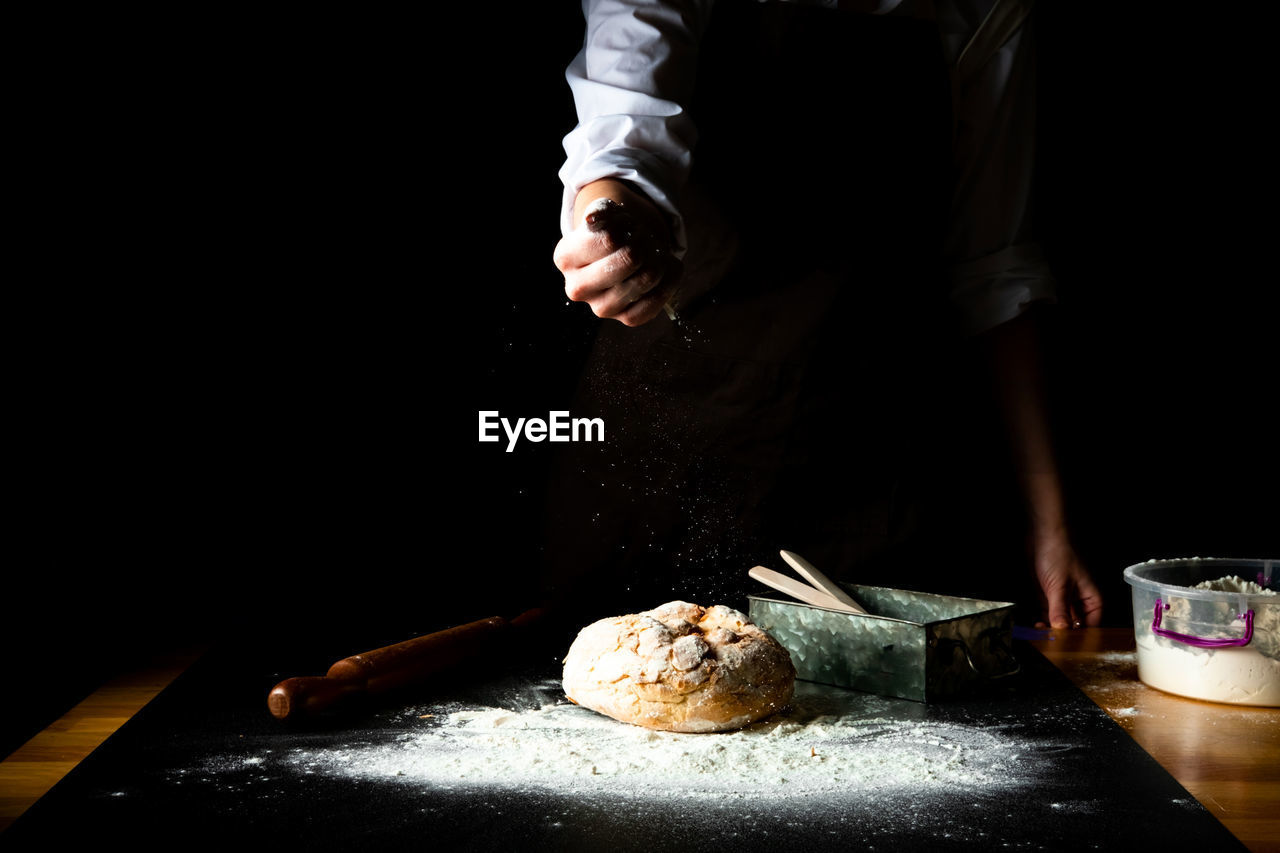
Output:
[{"xmin": 553, "ymin": 179, "xmax": 680, "ymax": 326}]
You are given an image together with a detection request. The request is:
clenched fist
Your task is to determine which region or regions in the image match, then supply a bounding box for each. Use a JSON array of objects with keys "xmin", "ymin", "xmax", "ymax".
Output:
[{"xmin": 553, "ymin": 179, "xmax": 680, "ymax": 327}]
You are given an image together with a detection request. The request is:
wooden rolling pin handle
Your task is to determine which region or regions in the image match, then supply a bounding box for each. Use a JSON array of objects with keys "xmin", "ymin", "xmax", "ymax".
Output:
[
  {"xmin": 267, "ymin": 615, "xmax": 515, "ymax": 721},
  {"xmin": 268, "ymin": 676, "xmax": 363, "ymax": 721},
  {"xmin": 332, "ymin": 615, "xmax": 511, "ymax": 694}
]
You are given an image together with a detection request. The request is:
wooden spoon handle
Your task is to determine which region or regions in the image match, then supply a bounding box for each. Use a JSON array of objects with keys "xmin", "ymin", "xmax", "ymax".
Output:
[
  {"xmin": 779, "ymin": 550, "xmax": 868, "ymax": 614},
  {"xmin": 748, "ymin": 566, "xmax": 860, "ymax": 613}
]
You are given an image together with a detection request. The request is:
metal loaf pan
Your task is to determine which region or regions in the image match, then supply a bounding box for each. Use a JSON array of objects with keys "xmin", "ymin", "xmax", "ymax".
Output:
[{"xmin": 749, "ymin": 585, "xmax": 1018, "ymax": 703}]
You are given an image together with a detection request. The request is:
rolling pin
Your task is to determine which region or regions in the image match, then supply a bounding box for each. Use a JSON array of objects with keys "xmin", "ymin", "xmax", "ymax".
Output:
[{"xmin": 267, "ymin": 608, "xmax": 546, "ymax": 721}]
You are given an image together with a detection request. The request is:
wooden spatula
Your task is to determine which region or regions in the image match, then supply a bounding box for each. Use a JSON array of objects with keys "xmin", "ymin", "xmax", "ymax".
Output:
[
  {"xmin": 748, "ymin": 566, "xmax": 861, "ymax": 614},
  {"xmin": 779, "ymin": 550, "xmax": 868, "ymax": 614}
]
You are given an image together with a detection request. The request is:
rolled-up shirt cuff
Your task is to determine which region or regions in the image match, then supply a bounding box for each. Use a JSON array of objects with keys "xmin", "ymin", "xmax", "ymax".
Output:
[
  {"xmin": 559, "ymin": 43, "xmax": 695, "ymax": 256},
  {"xmin": 558, "ymin": 148, "xmax": 689, "ymax": 257},
  {"xmin": 949, "ymin": 243, "xmax": 1057, "ymax": 336}
]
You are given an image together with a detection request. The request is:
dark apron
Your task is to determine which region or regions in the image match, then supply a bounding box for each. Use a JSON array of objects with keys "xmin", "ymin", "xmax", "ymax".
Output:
[{"xmin": 542, "ymin": 2, "xmax": 1024, "ymax": 615}]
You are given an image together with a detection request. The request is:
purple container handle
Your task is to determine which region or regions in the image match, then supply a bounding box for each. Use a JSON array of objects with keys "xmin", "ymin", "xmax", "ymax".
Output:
[{"xmin": 1152, "ymin": 598, "xmax": 1255, "ymax": 648}]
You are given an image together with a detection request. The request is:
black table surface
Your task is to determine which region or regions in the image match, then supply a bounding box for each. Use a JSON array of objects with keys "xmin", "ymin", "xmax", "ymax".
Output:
[{"xmin": 3, "ymin": 635, "xmax": 1245, "ymax": 853}]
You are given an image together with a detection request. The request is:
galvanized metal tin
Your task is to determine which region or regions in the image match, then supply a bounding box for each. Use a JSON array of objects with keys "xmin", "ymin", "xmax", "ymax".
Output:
[{"xmin": 749, "ymin": 585, "xmax": 1018, "ymax": 703}]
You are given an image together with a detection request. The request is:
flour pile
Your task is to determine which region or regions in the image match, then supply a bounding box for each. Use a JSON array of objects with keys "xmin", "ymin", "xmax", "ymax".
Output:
[{"xmin": 260, "ymin": 681, "xmax": 1040, "ymax": 800}]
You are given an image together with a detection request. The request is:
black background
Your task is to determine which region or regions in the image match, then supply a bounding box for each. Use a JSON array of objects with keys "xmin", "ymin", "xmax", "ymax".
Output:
[{"xmin": 8, "ymin": 5, "xmax": 1276, "ymax": 759}]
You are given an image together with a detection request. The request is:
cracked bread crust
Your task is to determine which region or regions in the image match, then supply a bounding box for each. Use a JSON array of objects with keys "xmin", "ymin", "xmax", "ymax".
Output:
[{"xmin": 562, "ymin": 601, "xmax": 796, "ymax": 733}]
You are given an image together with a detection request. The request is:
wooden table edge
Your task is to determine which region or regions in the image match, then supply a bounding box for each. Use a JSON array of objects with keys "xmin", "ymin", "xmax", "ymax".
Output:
[
  {"xmin": 0, "ymin": 644, "xmax": 208, "ymax": 833},
  {"xmin": 1029, "ymin": 627, "xmax": 1280, "ymax": 853},
  {"xmin": 3, "ymin": 631, "xmax": 1276, "ymax": 852}
]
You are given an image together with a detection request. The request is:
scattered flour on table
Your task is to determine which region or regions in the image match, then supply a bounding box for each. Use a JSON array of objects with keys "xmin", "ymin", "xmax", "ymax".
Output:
[
  {"xmin": 197, "ymin": 682, "xmax": 1057, "ymax": 801},
  {"xmin": 1093, "ymin": 651, "xmax": 1138, "ymax": 664}
]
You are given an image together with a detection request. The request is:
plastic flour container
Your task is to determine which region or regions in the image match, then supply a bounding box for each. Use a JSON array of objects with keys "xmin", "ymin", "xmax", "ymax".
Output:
[{"xmin": 1123, "ymin": 558, "xmax": 1280, "ymax": 706}]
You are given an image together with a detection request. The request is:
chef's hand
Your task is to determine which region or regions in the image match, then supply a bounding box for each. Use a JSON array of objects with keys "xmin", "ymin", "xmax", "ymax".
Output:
[
  {"xmin": 553, "ymin": 179, "xmax": 680, "ymax": 327},
  {"xmin": 1032, "ymin": 529, "xmax": 1103, "ymax": 630}
]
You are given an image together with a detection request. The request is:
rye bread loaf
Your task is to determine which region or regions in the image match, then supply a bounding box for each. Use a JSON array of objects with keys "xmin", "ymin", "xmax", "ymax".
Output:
[{"xmin": 562, "ymin": 601, "xmax": 796, "ymax": 733}]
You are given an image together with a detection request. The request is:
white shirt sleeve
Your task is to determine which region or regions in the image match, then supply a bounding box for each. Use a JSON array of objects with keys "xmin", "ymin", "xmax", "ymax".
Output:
[
  {"xmin": 937, "ymin": 0, "xmax": 1056, "ymax": 335},
  {"xmin": 559, "ymin": 0, "xmax": 1055, "ymax": 335},
  {"xmin": 558, "ymin": 0, "xmax": 714, "ymax": 256}
]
